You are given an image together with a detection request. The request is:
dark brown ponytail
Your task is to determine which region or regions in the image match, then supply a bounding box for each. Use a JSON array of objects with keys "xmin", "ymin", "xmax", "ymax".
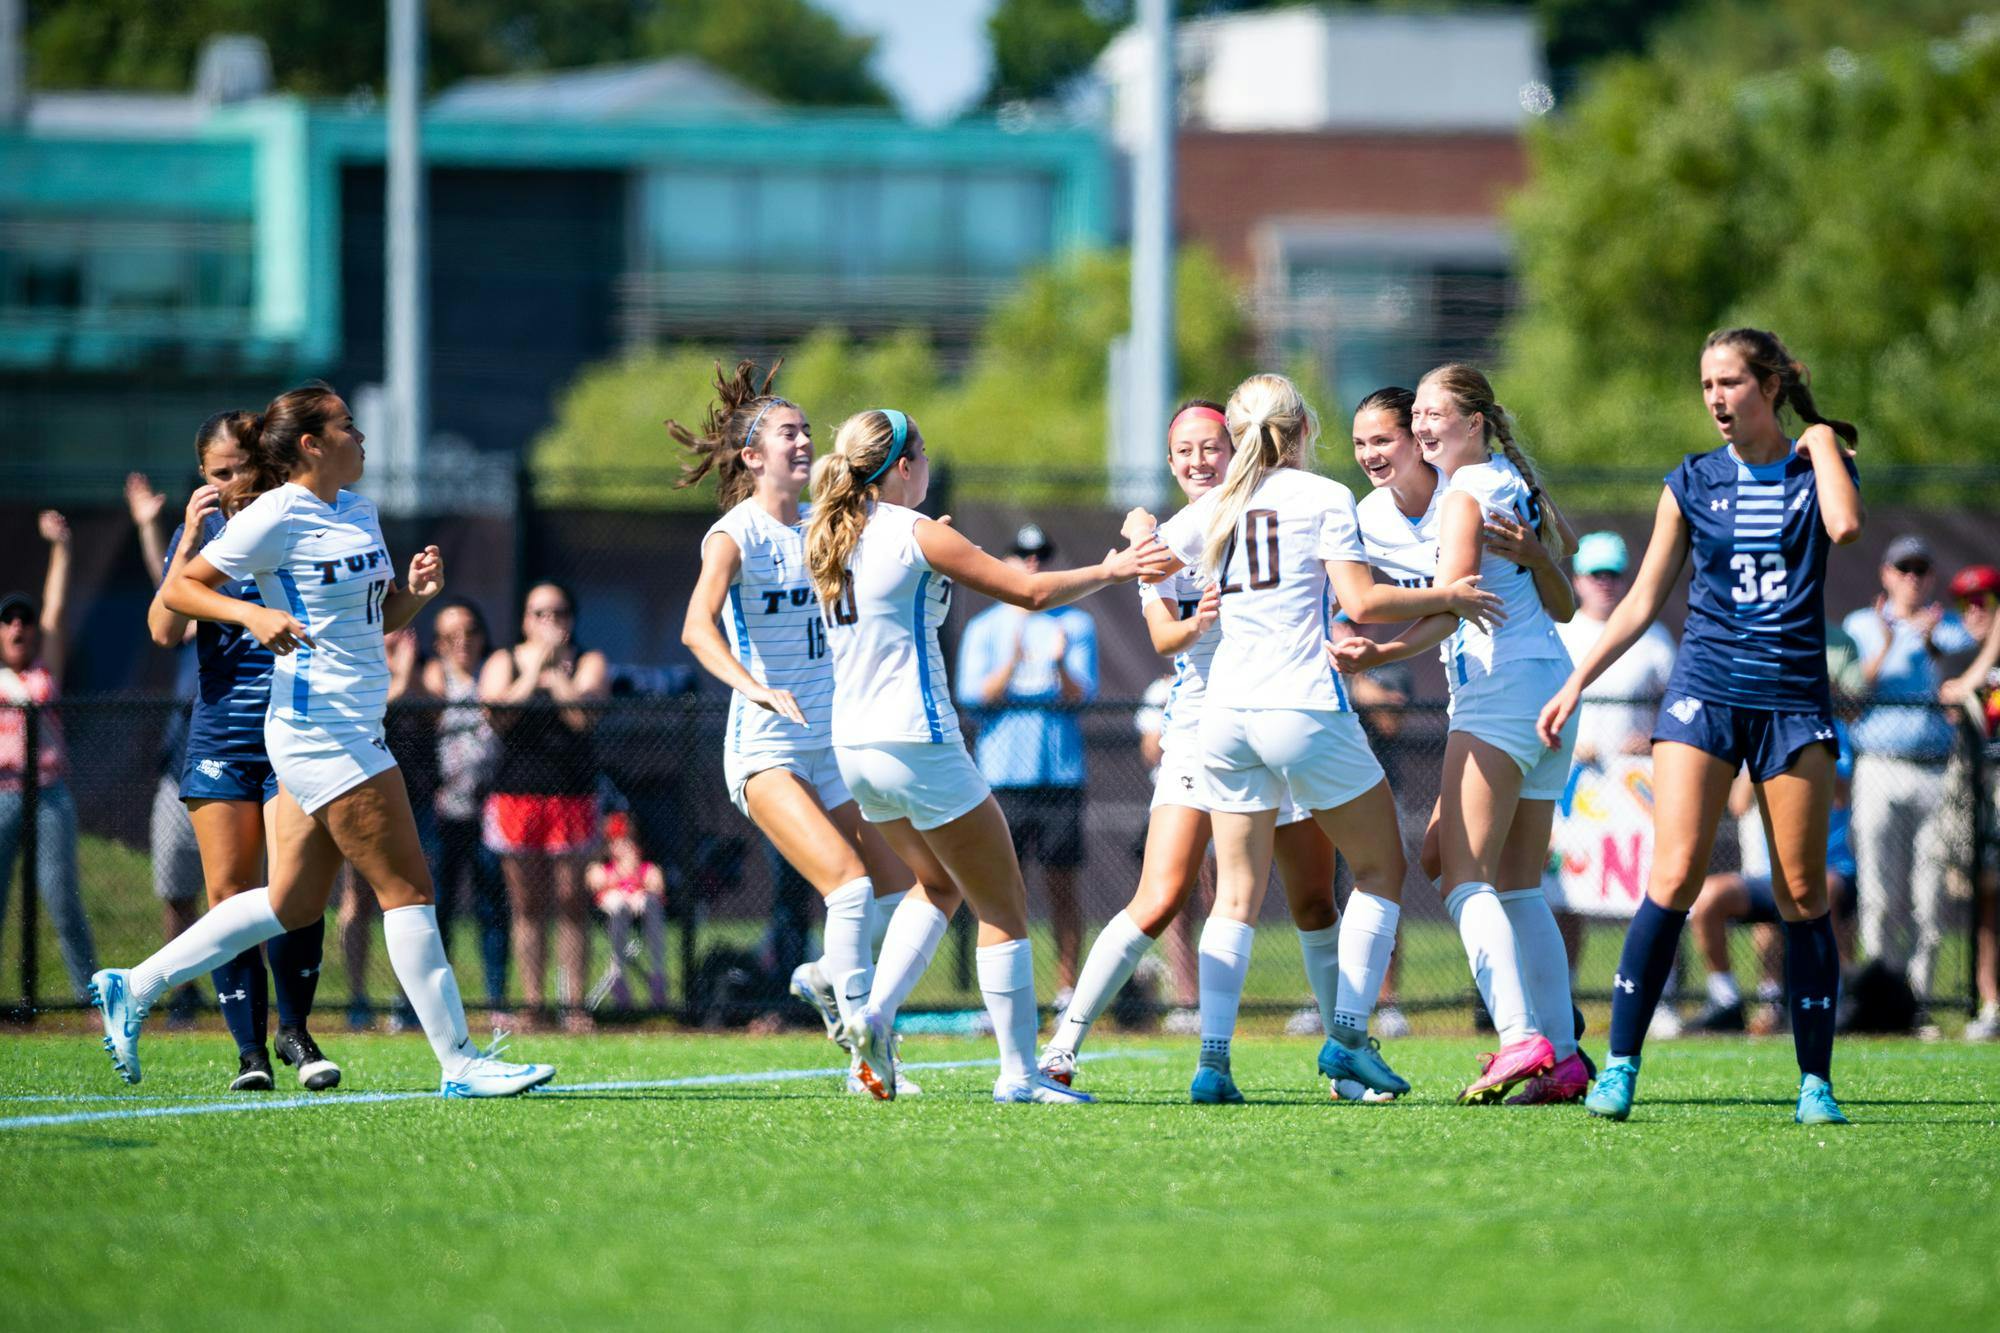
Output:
[
  {"xmin": 227, "ymin": 380, "xmax": 341, "ymax": 514},
  {"xmin": 668, "ymin": 359, "xmax": 793, "ymax": 510}
]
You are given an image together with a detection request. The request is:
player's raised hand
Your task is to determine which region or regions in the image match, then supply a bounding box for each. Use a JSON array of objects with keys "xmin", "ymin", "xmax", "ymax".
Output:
[
  {"xmin": 406, "ymin": 545, "xmax": 445, "ymax": 600},
  {"xmin": 246, "ymin": 605, "xmax": 314, "ymax": 655},
  {"xmin": 746, "ymin": 684, "xmax": 808, "ymax": 727},
  {"xmin": 1121, "ymin": 507, "xmax": 1159, "ymax": 545},
  {"xmin": 182, "ymin": 484, "xmax": 222, "ymax": 535},
  {"xmin": 1443, "ymin": 574, "xmax": 1506, "ymax": 631},
  {"xmin": 125, "ymin": 473, "xmax": 166, "ymax": 527}
]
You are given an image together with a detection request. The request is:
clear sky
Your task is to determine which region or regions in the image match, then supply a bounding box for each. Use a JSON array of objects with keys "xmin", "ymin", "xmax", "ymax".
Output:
[{"xmin": 813, "ymin": 0, "xmax": 998, "ymax": 123}]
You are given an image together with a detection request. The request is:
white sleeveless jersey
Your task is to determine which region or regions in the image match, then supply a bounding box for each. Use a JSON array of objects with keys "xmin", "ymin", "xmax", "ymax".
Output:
[
  {"xmin": 1157, "ymin": 468, "xmax": 1363, "ymax": 712},
  {"xmin": 706, "ymin": 499, "xmax": 833, "ymax": 756},
  {"xmin": 1355, "ymin": 471, "xmax": 1441, "ymax": 589},
  {"xmin": 1138, "ymin": 560, "xmax": 1221, "ymax": 759},
  {"xmin": 199, "ymin": 483, "xmax": 394, "ymax": 727},
  {"xmin": 1438, "ymin": 455, "xmax": 1569, "ymax": 687},
  {"xmin": 824, "ymin": 502, "xmax": 960, "ymax": 746}
]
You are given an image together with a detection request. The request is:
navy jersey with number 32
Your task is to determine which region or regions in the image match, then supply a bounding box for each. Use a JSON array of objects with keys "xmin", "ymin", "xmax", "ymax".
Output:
[{"xmin": 1664, "ymin": 444, "xmax": 1858, "ymax": 712}]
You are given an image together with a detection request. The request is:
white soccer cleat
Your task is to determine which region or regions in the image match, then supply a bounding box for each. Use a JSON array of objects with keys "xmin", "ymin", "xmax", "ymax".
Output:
[
  {"xmin": 847, "ymin": 1050, "xmax": 922, "ymax": 1097},
  {"xmin": 1037, "ymin": 1045, "xmax": 1078, "ymax": 1087},
  {"xmin": 89, "ymin": 968, "xmax": 146, "ymax": 1085},
  {"xmin": 843, "ymin": 1007, "xmax": 897, "ymax": 1101},
  {"xmin": 439, "ymin": 1036, "xmax": 555, "ymax": 1098},
  {"xmin": 789, "ymin": 960, "xmax": 848, "ymax": 1050},
  {"xmin": 993, "ymin": 1071, "xmax": 1096, "ymax": 1104}
]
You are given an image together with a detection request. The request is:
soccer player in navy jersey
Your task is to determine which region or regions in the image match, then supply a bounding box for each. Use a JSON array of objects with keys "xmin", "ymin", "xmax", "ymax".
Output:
[
  {"xmin": 145, "ymin": 413, "xmax": 339, "ymax": 1091},
  {"xmin": 1539, "ymin": 328, "xmax": 1863, "ymax": 1124}
]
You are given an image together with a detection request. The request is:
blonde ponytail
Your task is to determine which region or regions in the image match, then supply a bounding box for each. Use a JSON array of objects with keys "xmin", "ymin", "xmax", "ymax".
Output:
[
  {"xmin": 1202, "ymin": 373, "xmax": 1317, "ymax": 577},
  {"xmin": 805, "ymin": 409, "xmax": 901, "ymax": 605},
  {"xmin": 1419, "ymin": 363, "xmax": 1567, "ymax": 563}
]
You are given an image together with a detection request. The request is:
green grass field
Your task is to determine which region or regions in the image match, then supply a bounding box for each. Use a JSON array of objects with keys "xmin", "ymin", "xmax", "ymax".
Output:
[{"xmin": 3, "ymin": 1028, "xmax": 1996, "ymax": 1329}]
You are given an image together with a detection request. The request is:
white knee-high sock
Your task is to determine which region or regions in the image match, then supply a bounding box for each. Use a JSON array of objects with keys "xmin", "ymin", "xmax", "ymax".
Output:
[
  {"xmin": 869, "ymin": 889, "xmax": 907, "ymax": 955},
  {"xmin": 129, "ymin": 887, "xmax": 282, "ymax": 1010},
  {"xmin": 1498, "ymin": 887, "xmax": 1577, "ymax": 1060},
  {"xmin": 1049, "ymin": 910, "xmax": 1153, "ymax": 1056},
  {"xmin": 1334, "ymin": 891, "xmax": 1401, "ymax": 1042},
  {"xmin": 819, "ymin": 878, "xmax": 874, "ymax": 1027},
  {"xmin": 868, "ymin": 895, "xmax": 948, "ymax": 1022},
  {"xmin": 1444, "ymin": 882, "xmax": 1535, "ymax": 1043},
  {"xmin": 1197, "ymin": 917, "xmax": 1256, "ymax": 1067},
  {"xmin": 976, "ymin": 938, "xmax": 1037, "ymax": 1081},
  {"xmin": 1296, "ymin": 924, "xmax": 1342, "ymax": 1039},
  {"xmin": 383, "ymin": 904, "xmax": 477, "ymax": 1074}
]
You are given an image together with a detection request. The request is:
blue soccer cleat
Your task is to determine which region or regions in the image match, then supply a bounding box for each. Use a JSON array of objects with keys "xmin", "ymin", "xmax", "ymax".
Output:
[
  {"xmin": 89, "ymin": 968, "xmax": 146, "ymax": 1085},
  {"xmin": 1317, "ymin": 1034, "xmax": 1412, "ymax": 1096},
  {"xmin": 439, "ymin": 1035, "xmax": 555, "ymax": 1098},
  {"xmin": 1190, "ymin": 1065, "xmax": 1245, "ymax": 1104},
  {"xmin": 1794, "ymin": 1074, "xmax": 1850, "ymax": 1126},
  {"xmin": 1585, "ymin": 1056, "xmax": 1640, "ymax": 1121}
]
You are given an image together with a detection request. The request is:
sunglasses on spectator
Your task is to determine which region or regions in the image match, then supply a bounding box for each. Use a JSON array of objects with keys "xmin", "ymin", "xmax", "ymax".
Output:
[
  {"xmin": 1892, "ymin": 559, "xmax": 1932, "ymax": 576},
  {"xmin": 527, "ymin": 606, "xmax": 572, "ymax": 620},
  {"xmin": 0, "ymin": 610, "xmax": 32, "ymax": 626}
]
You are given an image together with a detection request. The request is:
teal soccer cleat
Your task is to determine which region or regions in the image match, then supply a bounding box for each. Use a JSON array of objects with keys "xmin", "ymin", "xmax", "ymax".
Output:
[
  {"xmin": 1190, "ymin": 1065, "xmax": 1245, "ymax": 1104},
  {"xmin": 1316, "ymin": 1034, "xmax": 1412, "ymax": 1096},
  {"xmin": 89, "ymin": 968, "xmax": 146, "ymax": 1085},
  {"xmin": 1794, "ymin": 1074, "xmax": 1850, "ymax": 1126},
  {"xmin": 1585, "ymin": 1056, "xmax": 1639, "ymax": 1121}
]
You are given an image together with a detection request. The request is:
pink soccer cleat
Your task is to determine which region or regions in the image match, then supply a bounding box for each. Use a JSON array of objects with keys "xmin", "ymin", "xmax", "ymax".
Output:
[
  {"xmin": 1504, "ymin": 1052, "xmax": 1592, "ymax": 1105},
  {"xmin": 1457, "ymin": 1034, "xmax": 1556, "ymax": 1105}
]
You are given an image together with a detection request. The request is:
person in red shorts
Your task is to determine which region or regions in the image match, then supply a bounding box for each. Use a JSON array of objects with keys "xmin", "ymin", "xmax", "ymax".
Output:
[{"xmin": 479, "ymin": 581, "xmax": 609, "ymax": 1029}]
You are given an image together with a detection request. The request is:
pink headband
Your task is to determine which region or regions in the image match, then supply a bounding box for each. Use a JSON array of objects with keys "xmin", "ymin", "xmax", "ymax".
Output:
[{"xmin": 1170, "ymin": 405, "xmax": 1226, "ymax": 433}]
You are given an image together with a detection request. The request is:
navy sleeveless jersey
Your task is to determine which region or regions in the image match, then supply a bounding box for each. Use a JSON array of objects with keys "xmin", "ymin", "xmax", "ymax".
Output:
[
  {"xmin": 1663, "ymin": 444, "xmax": 1858, "ymax": 712},
  {"xmin": 168, "ymin": 513, "xmax": 275, "ymax": 760}
]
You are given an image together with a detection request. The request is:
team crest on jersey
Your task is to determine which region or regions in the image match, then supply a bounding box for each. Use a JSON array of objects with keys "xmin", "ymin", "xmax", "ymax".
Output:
[{"xmin": 1667, "ymin": 696, "xmax": 1703, "ymax": 724}]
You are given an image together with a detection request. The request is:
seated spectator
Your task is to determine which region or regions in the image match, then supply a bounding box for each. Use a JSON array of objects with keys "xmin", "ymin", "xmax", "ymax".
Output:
[
  {"xmin": 480, "ymin": 581, "xmax": 609, "ymax": 1030},
  {"xmin": 1842, "ymin": 534, "xmax": 1977, "ymax": 1006},
  {"xmin": 0, "ymin": 511, "xmax": 97, "ymax": 999},
  {"xmin": 585, "ymin": 812, "xmax": 668, "ymax": 1012}
]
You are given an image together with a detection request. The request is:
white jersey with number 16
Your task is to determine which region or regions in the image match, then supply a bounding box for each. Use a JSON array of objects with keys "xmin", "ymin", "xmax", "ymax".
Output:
[
  {"xmin": 1156, "ymin": 468, "xmax": 1365, "ymax": 713},
  {"xmin": 706, "ymin": 499, "xmax": 833, "ymax": 757}
]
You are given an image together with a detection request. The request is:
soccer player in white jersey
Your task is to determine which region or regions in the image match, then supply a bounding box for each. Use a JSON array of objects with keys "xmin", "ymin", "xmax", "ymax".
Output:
[
  {"xmin": 1348, "ymin": 385, "xmax": 1598, "ymax": 1101},
  {"xmin": 804, "ymin": 408, "xmax": 1165, "ymax": 1103},
  {"xmin": 1036, "ymin": 400, "xmax": 1379, "ymax": 1101},
  {"xmin": 1144, "ymin": 373, "xmax": 1503, "ymax": 1104},
  {"xmin": 1335, "ymin": 364, "xmax": 1586, "ymax": 1104},
  {"xmin": 675, "ymin": 361, "xmax": 955, "ymax": 1097},
  {"xmin": 90, "ymin": 382, "xmax": 552, "ymax": 1098}
]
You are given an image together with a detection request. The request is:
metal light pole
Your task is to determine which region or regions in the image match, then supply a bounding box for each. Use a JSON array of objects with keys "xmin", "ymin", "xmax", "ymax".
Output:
[
  {"xmin": 386, "ymin": 0, "xmax": 428, "ymax": 512},
  {"xmin": 1116, "ymin": 0, "xmax": 1176, "ymax": 509}
]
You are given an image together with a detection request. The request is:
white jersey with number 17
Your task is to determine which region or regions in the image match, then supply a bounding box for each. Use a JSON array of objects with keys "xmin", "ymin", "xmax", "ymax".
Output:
[
  {"xmin": 198, "ymin": 483, "xmax": 394, "ymax": 727},
  {"xmin": 706, "ymin": 499, "xmax": 833, "ymax": 757},
  {"xmin": 1156, "ymin": 467, "xmax": 1364, "ymax": 713}
]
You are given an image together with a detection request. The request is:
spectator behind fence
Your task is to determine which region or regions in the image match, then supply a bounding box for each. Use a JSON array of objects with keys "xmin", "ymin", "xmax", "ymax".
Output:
[
  {"xmin": 586, "ymin": 811, "xmax": 668, "ymax": 1012},
  {"xmin": 956, "ymin": 523, "xmax": 1098, "ymax": 995},
  {"xmin": 480, "ymin": 581, "xmax": 608, "ymax": 1028},
  {"xmin": 1938, "ymin": 565, "xmax": 2000, "ymax": 1039},
  {"xmin": 1841, "ymin": 534, "xmax": 1977, "ymax": 1005},
  {"xmin": 421, "ymin": 598, "xmax": 509, "ymax": 1009},
  {"xmin": 0, "ymin": 511, "xmax": 97, "ymax": 998}
]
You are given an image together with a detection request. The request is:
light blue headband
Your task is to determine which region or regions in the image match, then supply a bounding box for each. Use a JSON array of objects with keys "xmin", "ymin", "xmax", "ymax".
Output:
[
  {"xmin": 743, "ymin": 397, "xmax": 791, "ymax": 451},
  {"xmin": 861, "ymin": 409, "xmax": 909, "ymax": 486}
]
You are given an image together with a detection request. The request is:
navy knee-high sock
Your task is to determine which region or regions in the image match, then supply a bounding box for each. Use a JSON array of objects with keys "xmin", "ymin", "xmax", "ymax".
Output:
[
  {"xmin": 1783, "ymin": 912, "xmax": 1840, "ymax": 1082},
  {"xmin": 266, "ymin": 917, "xmax": 325, "ymax": 1032},
  {"xmin": 213, "ymin": 946, "xmax": 268, "ymax": 1055},
  {"xmin": 1608, "ymin": 899, "xmax": 1688, "ymax": 1061}
]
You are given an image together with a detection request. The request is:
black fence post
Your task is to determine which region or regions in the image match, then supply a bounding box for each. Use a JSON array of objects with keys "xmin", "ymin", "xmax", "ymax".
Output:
[
  {"xmin": 1966, "ymin": 715, "xmax": 1989, "ymax": 1020},
  {"xmin": 19, "ymin": 699, "xmax": 39, "ymax": 1020}
]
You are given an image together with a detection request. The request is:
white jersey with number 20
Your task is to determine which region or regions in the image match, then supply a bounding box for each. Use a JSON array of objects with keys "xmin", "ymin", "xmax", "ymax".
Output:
[{"xmin": 1156, "ymin": 468, "xmax": 1365, "ymax": 713}]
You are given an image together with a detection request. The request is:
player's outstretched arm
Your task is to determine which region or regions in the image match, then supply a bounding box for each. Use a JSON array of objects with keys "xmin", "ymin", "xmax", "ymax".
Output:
[
  {"xmin": 381, "ymin": 546, "xmax": 443, "ymax": 634},
  {"xmin": 914, "ymin": 518, "xmax": 1171, "ymax": 612},
  {"xmin": 1538, "ymin": 486, "xmax": 1688, "ymax": 746}
]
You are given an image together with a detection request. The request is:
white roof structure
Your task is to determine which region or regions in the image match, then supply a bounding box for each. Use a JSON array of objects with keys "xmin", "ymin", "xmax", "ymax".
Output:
[{"xmin": 430, "ymin": 56, "xmax": 775, "ymax": 121}]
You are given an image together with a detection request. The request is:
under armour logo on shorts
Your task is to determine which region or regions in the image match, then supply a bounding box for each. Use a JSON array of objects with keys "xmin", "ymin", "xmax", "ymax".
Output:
[{"xmin": 1667, "ymin": 697, "xmax": 1703, "ymax": 725}]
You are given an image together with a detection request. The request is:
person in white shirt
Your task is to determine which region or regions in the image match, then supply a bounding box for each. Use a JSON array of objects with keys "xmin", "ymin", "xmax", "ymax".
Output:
[
  {"xmin": 1143, "ymin": 374, "xmax": 1502, "ymax": 1104},
  {"xmin": 93, "ymin": 382, "xmax": 552, "ymax": 1098},
  {"xmin": 803, "ymin": 407, "xmax": 1166, "ymax": 1103},
  {"xmin": 1036, "ymin": 399, "xmax": 1362, "ymax": 1099},
  {"xmin": 676, "ymin": 362, "xmax": 945, "ymax": 1097},
  {"xmin": 1336, "ymin": 363, "xmax": 1585, "ymax": 1105}
]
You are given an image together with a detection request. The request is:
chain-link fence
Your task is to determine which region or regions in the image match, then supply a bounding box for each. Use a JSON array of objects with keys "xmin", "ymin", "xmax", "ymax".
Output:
[{"xmin": 2, "ymin": 696, "xmax": 1990, "ymax": 1032}]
